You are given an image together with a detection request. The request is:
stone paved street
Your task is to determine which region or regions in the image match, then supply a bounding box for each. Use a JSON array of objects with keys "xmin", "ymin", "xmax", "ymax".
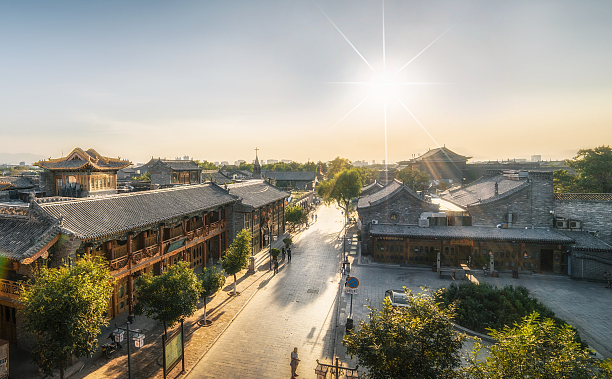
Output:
[{"xmin": 187, "ymin": 205, "xmax": 345, "ymax": 379}]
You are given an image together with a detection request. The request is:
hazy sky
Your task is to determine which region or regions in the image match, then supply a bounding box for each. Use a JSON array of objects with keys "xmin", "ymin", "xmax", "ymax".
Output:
[{"xmin": 1, "ymin": 1, "xmax": 611, "ymax": 164}]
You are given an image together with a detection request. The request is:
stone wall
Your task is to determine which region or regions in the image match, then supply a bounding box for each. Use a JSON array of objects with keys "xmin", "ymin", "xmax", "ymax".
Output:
[
  {"xmin": 150, "ymin": 167, "xmax": 172, "ymax": 187},
  {"xmin": 468, "ymin": 172, "xmax": 554, "ymax": 228},
  {"xmin": 359, "ymin": 191, "xmax": 438, "ymax": 254},
  {"xmin": 570, "ymin": 251, "xmax": 612, "ymax": 281},
  {"xmin": 39, "ymin": 171, "xmax": 54, "ymax": 196},
  {"xmin": 554, "ymin": 198, "xmax": 612, "ymax": 245}
]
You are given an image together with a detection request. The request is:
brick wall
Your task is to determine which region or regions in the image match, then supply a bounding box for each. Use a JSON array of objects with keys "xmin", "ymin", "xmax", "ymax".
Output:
[
  {"xmin": 359, "ymin": 191, "xmax": 438, "ymax": 254},
  {"xmin": 39, "ymin": 171, "xmax": 54, "ymax": 196},
  {"xmin": 570, "ymin": 251, "xmax": 612, "ymax": 281},
  {"xmin": 555, "ymin": 199, "xmax": 612, "ymax": 245},
  {"xmin": 150, "ymin": 167, "xmax": 172, "ymax": 186},
  {"xmin": 468, "ymin": 172, "xmax": 554, "ymax": 227}
]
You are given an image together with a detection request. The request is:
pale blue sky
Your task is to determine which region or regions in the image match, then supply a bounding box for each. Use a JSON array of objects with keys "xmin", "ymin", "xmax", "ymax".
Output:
[{"xmin": 1, "ymin": 1, "xmax": 611, "ymax": 164}]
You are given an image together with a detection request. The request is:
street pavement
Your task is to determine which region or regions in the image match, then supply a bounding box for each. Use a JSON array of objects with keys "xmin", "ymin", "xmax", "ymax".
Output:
[{"xmin": 187, "ymin": 204, "xmax": 345, "ymax": 379}]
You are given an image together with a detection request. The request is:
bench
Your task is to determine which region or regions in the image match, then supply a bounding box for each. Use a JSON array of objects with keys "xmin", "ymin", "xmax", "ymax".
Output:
[{"xmin": 439, "ymin": 266, "xmax": 470, "ymax": 280}]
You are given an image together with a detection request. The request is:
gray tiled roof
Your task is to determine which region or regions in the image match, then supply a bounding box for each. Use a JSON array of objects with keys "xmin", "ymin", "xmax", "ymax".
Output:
[
  {"xmin": 227, "ymin": 180, "xmax": 289, "ymax": 210},
  {"xmin": 263, "ymin": 171, "xmax": 316, "ymax": 181},
  {"xmin": 360, "ymin": 181, "xmax": 383, "ymax": 194},
  {"xmin": 202, "ymin": 170, "xmax": 233, "ymax": 184},
  {"xmin": 441, "ymin": 175, "xmax": 529, "ymax": 207},
  {"xmin": 410, "ymin": 147, "xmax": 471, "ymax": 162},
  {"xmin": 0, "ymin": 216, "xmax": 59, "ymax": 261},
  {"xmin": 370, "ymin": 224, "xmax": 575, "ymax": 244},
  {"xmin": 36, "ymin": 183, "xmax": 238, "ymax": 240},
  {"xmin": 0, "ymin": 176, "xmax": 35, "ymax": 190},
  {"xmin": 358, "ymin": 180, "xmax": 430, "ymax": 209},
  {"xmin": 555, "ymin": 230, "xmax": 612, "ymax": 252},
  {"xmin": 35, "ymin": 148, "xmax": 131, "ymax": 171},
  {"xmin": 151, "ymin": 159, "xmax": 201, "ymax": 171}
]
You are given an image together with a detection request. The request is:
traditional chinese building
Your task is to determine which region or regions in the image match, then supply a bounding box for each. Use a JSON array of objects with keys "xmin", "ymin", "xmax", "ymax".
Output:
[
  {"xmin": 0, "ymin": 183, "xmax": 239, "ymax": 347},
  {"xmin": 360, "ymin": 181, "xmax": 383, "ymax": 197},
  {"xmin": 144, "ymin": 158, "xmax": 202, "ymax": 188},
  {"xmin": 357, "ymin": 179, "xmax": 439, "ymax": 254},
  {"xmin": 227, "ymin": 180, "xmax": 289, "ymax": 254},
  {"xmin": 263, "ymin": 171, "xmax": 317, "ymax": 190},
  {"xmin": 35, "ymin": 148, "xmax": 131, "ymax": 197},
  {"xmin": 399, "ymin": 146, "xmax": 471, "ymax": 184}
]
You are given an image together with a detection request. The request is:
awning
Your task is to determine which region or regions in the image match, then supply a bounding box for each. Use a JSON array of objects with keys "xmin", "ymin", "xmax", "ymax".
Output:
[{"xmin": 167, "ymin": 238, "xmax": 186, "ymax": 253}]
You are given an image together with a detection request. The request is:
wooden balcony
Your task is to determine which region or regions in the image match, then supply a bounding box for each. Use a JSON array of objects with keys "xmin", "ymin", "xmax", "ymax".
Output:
[{"xmin": 0, "ymin": 279, "xmax": 22, "ymax": 300}]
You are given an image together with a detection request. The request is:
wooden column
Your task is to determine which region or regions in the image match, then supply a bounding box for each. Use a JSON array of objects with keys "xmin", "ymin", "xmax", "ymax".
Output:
[
  {"xmin": 106, "ymin": 241, "xmax": 113, "ymax": 261},
  {"xmin": 217, "ymin": 235, "xmax": 221, "ymax": 260},
  {"xmin": 127, "ymin": 234, "xmax": 134, "ymax": 318},
  {"xmin": 85, "ymin": 246, "xmax": 91, "ymax": 256},
  {"xmin": 158, "ymin": 224, "xmax": 164, "ymax": 255}
]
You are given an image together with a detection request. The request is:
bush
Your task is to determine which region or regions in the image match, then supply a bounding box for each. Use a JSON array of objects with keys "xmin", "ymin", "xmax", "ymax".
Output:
[{"xmin": 436, "ymin": 282, "xmax": 583, "ymax": 344}]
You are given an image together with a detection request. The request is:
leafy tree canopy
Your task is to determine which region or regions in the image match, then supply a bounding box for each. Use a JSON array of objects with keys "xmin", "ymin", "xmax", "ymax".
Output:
[
  {"xmin": 556, "ymin": 145, "xmax": 612, "ymax": 193},
  {"xmin": 327, "ymin": 157, "xmax": 352, "ymax": 178},
  {"xmin": 285, "ymin": 206, "xmax": 307, "ymax": 229},
  {"xmin": 464, "ymin": 312, "xmax": 612, "ymax": 379},
  {"xmin": 199, "ymin": 266, "xmax": 226, "ymax": 300},
  {"xmin": 131, "ymin": 172, "xmax": 151, "ymax": 181},
  {"xmin": 135, "ymin": 261, "xmax": 202, "ymax": 330},
  {"xmin": 318, "ymin": 168, "xmax": 363, "ymax": 220},
  {"xmin": 20, "ymin": 255, "xmax": 115, "ymax": 378},
  {"xmin": 221, "ymin": 228, "xmax": 252, "ymax": 295},
  {"xmin": 396, "ymin": 167, "xmax": 430, "ymax": 191},
  {"xmin": 344, "ymin": 288, "xmax": 465, "ymax": 379},
  {"xmin": 195, "ymin": 160, "xmax": 219, "ymax": 170}
]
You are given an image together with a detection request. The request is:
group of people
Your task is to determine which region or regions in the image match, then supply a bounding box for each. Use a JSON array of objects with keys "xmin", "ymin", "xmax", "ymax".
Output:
[{"xmin": 273, "ymin": 246, "xmax": 292, "ymax": 274}]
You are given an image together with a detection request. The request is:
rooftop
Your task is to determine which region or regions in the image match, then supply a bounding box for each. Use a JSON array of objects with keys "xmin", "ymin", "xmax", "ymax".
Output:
[
  {"xmin": 34, "ymin": 147, "xmax": 131, "ymax": 172},
  {"xmin": 227, "ymin": 180, "xmax": 289, "ymax": 209}
]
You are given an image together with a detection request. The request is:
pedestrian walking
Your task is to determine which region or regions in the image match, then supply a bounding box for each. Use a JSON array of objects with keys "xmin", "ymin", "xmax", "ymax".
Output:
[
  {"xmin": 287, "ymin": 248, "xmax": 292, "ymax": 262},
  {"xmin": 274, "ymin": 259, "xmax": 279, "ymax": 274},
  {"xmin": 282, "ymin": 247, "xmax": 286, "ymax": 261},
  {"xmin": 290, "ymin": 347, "xmax": 300, "ymax": 378}
]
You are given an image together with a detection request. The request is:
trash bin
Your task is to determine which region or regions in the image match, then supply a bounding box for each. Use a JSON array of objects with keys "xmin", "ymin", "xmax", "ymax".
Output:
[
  {"xmin": 491, "ymin": 270, "xmax": 499, "ymax": 278},
  {"xmin": 512, "ymin": 269, "xmax": 519, "ymax": 279},
  {"xmin": 346, "ymin": 318, "xmax": 354, "ymax": 334}
]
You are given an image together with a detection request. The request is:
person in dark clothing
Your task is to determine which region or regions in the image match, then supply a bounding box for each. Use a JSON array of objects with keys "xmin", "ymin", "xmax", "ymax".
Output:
[
  {"xmin": 287, "ymin": 248, "xmax": 292, "ymax": 262},
  {"xmin": 274, "ymin": 259, "xmax": 279, "ymax": 274}
]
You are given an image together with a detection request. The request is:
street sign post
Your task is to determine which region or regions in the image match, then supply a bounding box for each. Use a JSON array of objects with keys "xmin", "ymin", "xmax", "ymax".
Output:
[{"xmin": 346, "ymin": 277, "xmax": 359, "ymax": 318}]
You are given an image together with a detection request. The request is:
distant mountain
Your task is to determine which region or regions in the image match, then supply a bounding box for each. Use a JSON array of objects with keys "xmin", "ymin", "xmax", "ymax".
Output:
[{"xmin": 0, "ymin": 153, "xmax": 47, "ymax": 165}]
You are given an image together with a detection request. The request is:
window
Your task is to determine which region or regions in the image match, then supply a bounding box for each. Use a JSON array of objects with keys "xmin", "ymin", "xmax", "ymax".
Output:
[{"xmin": 445, "ymin": 247, "xmax": 449, "ymax": 255}]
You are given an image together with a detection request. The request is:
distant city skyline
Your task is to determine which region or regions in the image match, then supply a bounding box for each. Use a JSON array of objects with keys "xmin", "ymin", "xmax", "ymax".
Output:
[{"xmin": 1, "ymin": 1, "xmax": 611, "ymax": 164}]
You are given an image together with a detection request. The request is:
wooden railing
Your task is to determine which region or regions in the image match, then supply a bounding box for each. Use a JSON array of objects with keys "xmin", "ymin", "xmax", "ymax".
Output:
[
  {"xmin": 108, "ymin": 219, "xmax": 228, "ymax": 272},
  {"xmin": 0, "ymin": 279, "xmax": 22, "ymax": 300}
]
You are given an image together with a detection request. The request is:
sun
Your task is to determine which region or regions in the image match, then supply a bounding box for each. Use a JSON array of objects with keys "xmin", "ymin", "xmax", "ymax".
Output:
[{"xmin": 316, "ymin": 0, "xmax": 454, "ymax": 167}]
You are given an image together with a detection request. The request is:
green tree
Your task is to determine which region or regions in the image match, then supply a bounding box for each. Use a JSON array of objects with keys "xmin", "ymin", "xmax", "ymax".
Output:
[
  {"xmin": 238, "ymin": 162, "xmax": 254, "ymax": 172},
  {"xmin": 198, "ymin": 266, "xmax": 226, "ymax": 325},
  {"xmin": 270, "ymin": 248, "xmax": 281, "ymax": 260},
  {"xmin": 553, "ymin": 169, "xmax": 578, "ymax": 193},
  {"xmin": 464, "ymin": 312, "xmax": 612, "ymax": 379},
  {"xmin": 327, "ymin": 157, "xmax": 352, "ymax": 178},
  {"xmin": 318, "ymin": 168, "xmax": 363, "ymax": 222},
  {"xmin": 396, "ymin": 167, "xmax": 431, "ymax": 191},
  {"xmin": 135, "ymin": 261, "xmax": 202, "ymax": 335},
  {"xmin": 285, "ymin": 206, "xmax": 307, "ymax": 230},
  {"xmin": 195, "ymin": 160, "xmax": 219, "ymax": 170},
  {"xmin": 565, "ymin": 145, "xmax": 612, "ymax": 193},
  {"xmin": 131, "ymin": 172, "xmax": 151, "ymax": 181},
  {"xmin": 317, "ymin": 161, "xmax": 328, "ymax": 175},
  {"xmin": 355, "ymin": 167, "xmax": 379, "ymax": 185},
  {"xmin": 283, "ymin": 237, "xmax": 293, "ymax": 249},
  {"xmin": 19, "ymin": 255, "xmax": 115, "ymax": 379},
  {"xmin": 344, "ymin": 289, "xmax": 466, "ymax": 379},
  {"xmin": 221, "ymin": 229, "xmax": 252, "ymax": 296}
]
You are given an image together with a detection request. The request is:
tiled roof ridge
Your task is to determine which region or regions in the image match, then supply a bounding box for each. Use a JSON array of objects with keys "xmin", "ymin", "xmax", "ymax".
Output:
[
  {"xmin": 469, "ymin": 180, "xmax": 530, "ymax": 207},
  {"xmin": 554, "ymin": 193, "xmax": 612, "ymax": 201},
  {"xmin": 572, "ymin": 253, "xmax": 612, "ymax": 263},
  {"xmin": 360, "ymin": 180, "xmax": 432, "ymax": 209},
  {"xmin": 34, "ymin": 147, "xmax": 130, "ymax": 166}
]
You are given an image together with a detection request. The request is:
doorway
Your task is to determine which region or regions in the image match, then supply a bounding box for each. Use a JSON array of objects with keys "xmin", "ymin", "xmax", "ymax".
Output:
[{"xmin": 541, "ymin": 249, "xmax": 554, "ymax": 271}]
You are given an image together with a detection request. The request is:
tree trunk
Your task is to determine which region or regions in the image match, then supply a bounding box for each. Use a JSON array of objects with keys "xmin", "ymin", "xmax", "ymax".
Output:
[
  {"xmin": 164, "ymin": 320, "xmax": 168, "ymax": 340},
  {"xmin": 233, "ymin": 274, "xmax": 237, "ymax": 295},
  {"xmin": 60, "ymin": 366, "xmax": 64, "ymax": 379},
  {"xmin": 203, "ymin": 301, "xmax": 207, "ymax": 324}
]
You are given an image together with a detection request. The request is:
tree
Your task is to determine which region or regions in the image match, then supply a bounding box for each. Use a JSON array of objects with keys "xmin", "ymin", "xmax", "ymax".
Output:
[
  {"xmin": 355, "ymin": 167, "xmax": 379, "ymax": 185},
  {"xmin": 327, "ymin": 156, "xmax": 352, "ymax": 178},
  {"xmin": 344, "ymin": 288, "xmax": 465, "ymax": 379},
  {"xmin": 131, "ymin": 172, "xmax": 151, "ymax": 181},
  {"xmin": 270, "ymin": 248, "xmax": 281, "ymax": 260},
  {"xmin": 464, "ymin": 312, "xmax": 612, "ymax": 379},
  {"xmin": 195, "ymin": 160, "xmax": 219, "ymax": 170},
  {"xmin": 285, "ymin": 206, "xmax": 307, "ymax": 230},
  {"xmin": 396, "ymin": 167, "xmax": 431, "ymax": 191},
  {"xmin": 198, "ymin": 266, "xmax": 226, "ymax": 325},
  {"xmin": 283, "ymin": 237, "xmax": 293, "ymax": 249},
  {"xmin": 135, "ymin": 261, "xmax": 202, "ymax": 336},
  {"xmin": 20, "ymin": 255, "xmax": 115, "ymax": 379},
  {"xmin": 221, "ymin": 228, "xmax": 252, "ymax": 296},
  {"xmin": 553, "ymin": 169, "xmax": 578, "ymax": 193},
  {"xmin": 565, "ymin": 145, "xmax": 612, "ymax": 193},
  {"xmin": 318, "ymin": 168, "xmax": 363, "ymax": 222}
]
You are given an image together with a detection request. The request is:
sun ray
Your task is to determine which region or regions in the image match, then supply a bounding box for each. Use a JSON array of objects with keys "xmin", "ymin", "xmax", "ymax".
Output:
[
  {"xmin": 321, "ymin": 94, "xmax": 372, "ymax": 137},
  {"xmin": 384, "ymin": 96, "xmax": 388, "ymax": 182},
  {"xmin": 314, "ymin": 1, "xmax": 376, "ymax": 73},
  {"xmin": 395, "ymin": 95, "xmax": 440, "ymax": 147},
  {"xmin": 382, "ymin": 0, "xmax": 386, "ymax": 73},
  {"xmin": 395, "ymin": 23, "xmax": 456, "ymax": 75}
]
